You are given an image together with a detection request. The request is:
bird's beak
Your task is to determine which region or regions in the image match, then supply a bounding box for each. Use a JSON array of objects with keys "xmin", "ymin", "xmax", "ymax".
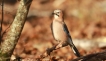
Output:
[{"xmin": 52, "ymin": 12, "xmax": 55, "ymax": 15}]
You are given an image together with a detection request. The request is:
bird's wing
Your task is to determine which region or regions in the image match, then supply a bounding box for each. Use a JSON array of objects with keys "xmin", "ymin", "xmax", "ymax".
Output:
[
  {"xmin": 63, "ymin": 23, "xmax": 73, "ymax": 42},
  {"xmin": 63, "ymin": 23, "xmax": 71, "ymax": 37}
]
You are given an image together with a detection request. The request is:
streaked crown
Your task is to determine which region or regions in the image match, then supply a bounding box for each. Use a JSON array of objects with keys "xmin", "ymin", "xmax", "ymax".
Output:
[
  {"xmin": 53, "ymin": 9, "xmax": 63, "ymax": 19},
  {"xmin": 53, "ymin": 10, "xmax": 61, "ymax": 14}
]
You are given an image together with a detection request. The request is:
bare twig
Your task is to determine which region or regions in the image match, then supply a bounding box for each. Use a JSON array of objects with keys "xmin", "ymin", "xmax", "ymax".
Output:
[
  {"xmin": 1, "ymin": 0, "xmax": 4, "ymax": 34},
  {"xmin": 40, "ymin": 42, "xmax": 68, "ymax": 58},
  {"xmin": 0, "ymin": 0, "xmax": 4, "ymax": 45}
]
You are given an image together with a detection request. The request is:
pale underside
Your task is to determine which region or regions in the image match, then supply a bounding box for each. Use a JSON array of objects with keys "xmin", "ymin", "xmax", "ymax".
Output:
[{"xmin": 52, "ymin": 19, "xmax": 68, "ymax": 42}]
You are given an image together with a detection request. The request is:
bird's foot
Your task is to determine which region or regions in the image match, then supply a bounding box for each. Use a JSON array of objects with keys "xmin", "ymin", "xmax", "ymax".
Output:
[{"xmin": 56, "ymin": 43, "xmax": 62, "ymax": 49}]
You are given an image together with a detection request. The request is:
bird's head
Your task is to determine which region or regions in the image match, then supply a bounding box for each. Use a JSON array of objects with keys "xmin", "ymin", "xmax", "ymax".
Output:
[{"xmin": 53, "ymin": 9, "xmax": 63, "ymax": 19}]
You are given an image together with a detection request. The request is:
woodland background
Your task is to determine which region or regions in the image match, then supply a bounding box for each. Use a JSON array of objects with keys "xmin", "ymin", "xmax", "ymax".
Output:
[{"xmin": 0, "ymin": 0, "xmax": 106, "ymax": 61}]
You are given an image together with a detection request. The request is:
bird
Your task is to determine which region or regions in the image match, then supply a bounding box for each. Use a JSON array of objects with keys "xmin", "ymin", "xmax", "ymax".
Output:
[{"xmin": 51, "ymin": 9, "xmax": 81, "ymax": 57}]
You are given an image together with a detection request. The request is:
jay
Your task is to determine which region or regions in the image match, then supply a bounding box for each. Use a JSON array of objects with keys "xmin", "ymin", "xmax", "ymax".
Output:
[{"xmin": 51, "ymin": 9, "xmax": 80, "ymax": 57}]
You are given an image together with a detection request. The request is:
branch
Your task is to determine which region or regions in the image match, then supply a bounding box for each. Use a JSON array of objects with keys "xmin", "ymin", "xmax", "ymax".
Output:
[
  {"xmin": 71, "ymin": 50, "xmax": 106, "ymax": 61},
  {"xmin": 40, "ymin": 42, "xmax": 68, "ymax": 58},
  {"xmin": 0, "ymin": 0, "xmax": 32, "ymax": 61},
  {"xmin": 0, "ymin": 0, "xmax": 4, "ymax": 45}
]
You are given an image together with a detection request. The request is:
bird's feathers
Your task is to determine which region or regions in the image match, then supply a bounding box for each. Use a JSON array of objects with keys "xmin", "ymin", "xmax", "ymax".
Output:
[
  {"xmin": 51, "ymin": 23, "xmax": 56, "ymax": 40},
  {"xmin": 63, "ymin": 23, "xmax": 70, "ymax": 36},
  {"xmin": 63, "ymin": 23, "xmax": 73, "ymax": 44}
]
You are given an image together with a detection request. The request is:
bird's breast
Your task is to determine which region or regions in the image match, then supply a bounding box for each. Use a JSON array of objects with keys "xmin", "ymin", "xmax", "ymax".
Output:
[{"xmin": 52, "ymin": 21, "xmax": 67, "ymax": 42}]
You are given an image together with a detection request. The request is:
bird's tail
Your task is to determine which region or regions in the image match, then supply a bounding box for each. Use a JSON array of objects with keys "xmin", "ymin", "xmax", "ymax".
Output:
[
  {"xmin": 68, "ymin": 38, "xmax": 81, "ymax": 57},
  {"xmin": 71, "ymin": 44, "xmax": 81, "ymax": 57}
]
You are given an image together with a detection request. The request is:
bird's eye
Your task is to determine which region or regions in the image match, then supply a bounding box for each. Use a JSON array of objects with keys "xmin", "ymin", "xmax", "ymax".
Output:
[{"xmin": 57, "ymin": 12, "xmax": 60, "ymax": 14}]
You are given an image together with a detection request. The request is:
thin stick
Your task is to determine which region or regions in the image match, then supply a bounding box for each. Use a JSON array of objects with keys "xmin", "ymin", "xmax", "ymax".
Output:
[
  {"xmin": 0, "ymin": 0, "xmax": 4, "ymax": 44},
  {"xmin": 1, "ymin": 0, "xmax": 4, "ymax": 35},
  {"xmin": 40, "ymin": 42, "xmax": 68, "ymax": 58}
]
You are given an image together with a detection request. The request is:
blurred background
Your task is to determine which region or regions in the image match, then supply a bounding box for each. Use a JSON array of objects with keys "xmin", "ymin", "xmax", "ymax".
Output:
[{"xmin": 0, "ymin": 0, "xmax": 106, "ymax": 60}]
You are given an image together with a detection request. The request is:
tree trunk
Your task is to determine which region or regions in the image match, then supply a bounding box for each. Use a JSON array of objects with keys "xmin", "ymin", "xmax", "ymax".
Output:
[{"xmin": 0, "ymin": 0, "xmax": 32, "ymax": 61}]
